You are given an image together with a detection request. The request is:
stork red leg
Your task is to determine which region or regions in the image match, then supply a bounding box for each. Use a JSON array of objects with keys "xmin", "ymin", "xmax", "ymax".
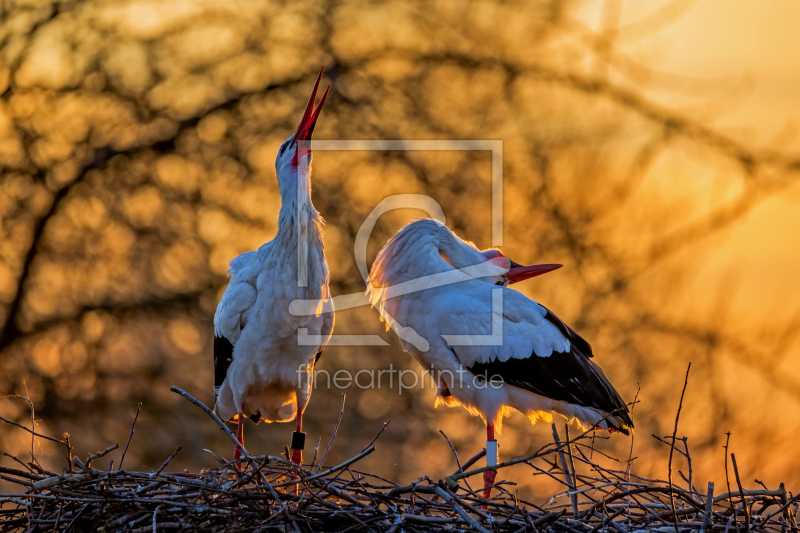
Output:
[
  {"xmin": 483, "ymin": 423, "xmax": 497, "ymax": 506},
  {"xmin": 291, "ymin": 416, "xmax": 304, "ymax": 466},
  {"xmin": 234, "ymin": 413, "xmax": 245, "ymax": 471},
  {"xmin": 290, "ymin": 415, "xmax": 306, "ymax": 496}
]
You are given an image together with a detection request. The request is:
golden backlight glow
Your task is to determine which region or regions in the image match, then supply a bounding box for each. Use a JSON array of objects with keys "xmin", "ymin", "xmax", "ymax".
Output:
[{"xmin": 0, "ymin": 0, "xmax": 799, "ymax": 501}]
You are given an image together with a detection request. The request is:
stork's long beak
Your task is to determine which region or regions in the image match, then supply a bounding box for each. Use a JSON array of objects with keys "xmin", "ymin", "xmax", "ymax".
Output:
[
  {"xmin": 291, "ymin": 68, "xmax": 331, "ymax": 147},
  {"xmin": 507, "ymin": 262, "xmax": 562, "ymax": 284}
]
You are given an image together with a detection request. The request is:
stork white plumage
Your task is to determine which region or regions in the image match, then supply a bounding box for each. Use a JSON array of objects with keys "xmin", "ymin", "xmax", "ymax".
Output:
[
  {"xmin": 213, "ymin": 69, "xmax": 334, "ymax": 468},
  {"xmin": 367, "ymin": 219, "xmax": 632, "ymax": 502}
]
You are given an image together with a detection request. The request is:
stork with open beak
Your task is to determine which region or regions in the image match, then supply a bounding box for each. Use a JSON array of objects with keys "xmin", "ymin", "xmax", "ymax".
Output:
[
  {"xmin": 213, "ymin": 69, "xmax": 334, "ymax": 469},
  {"xmin": 367, "ymin": 219, "xmax": 632, "ymax": 503}
]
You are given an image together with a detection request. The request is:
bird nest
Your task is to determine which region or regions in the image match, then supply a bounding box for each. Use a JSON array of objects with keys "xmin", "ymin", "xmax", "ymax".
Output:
[{"xmin": 1, "ymin": 386, "xmax": 798, "ymax": 533}]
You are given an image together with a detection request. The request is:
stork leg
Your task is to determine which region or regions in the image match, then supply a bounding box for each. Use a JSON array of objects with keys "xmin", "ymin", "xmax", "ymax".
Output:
[
  {"xmin": 483, "ymin": 423, "xmax": 497, "ymax": 507},
  {"xmin": 290, "ymin": 415, "xmax": 304, "ymax": 466},
  {"xmin": 290, "ymin": 414, "xmax": 305, "ymax": 496},
  {"xmin": 233, "ymin": 413, "xmax": 245, "ymax": 471}
]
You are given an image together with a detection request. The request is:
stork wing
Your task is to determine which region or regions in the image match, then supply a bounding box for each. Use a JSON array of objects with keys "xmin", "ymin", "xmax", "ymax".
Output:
[
  {"xmin": 467, "ymin": 343, "xmax": 632, "ymax": 433},
  {"xmin": 314, "ymin": 306, "xmax": 335, "ymax": 366},
  {"xmin": 431, "ymin": 285, "xmax": 632, "ymax": 432},
  {"xmin": 539, "ymin": 304, "xmax": 594, "ymax": 358},
  {"xmin": 213, "ymin": 252, "xmax": 258, "ymax": 398},
  {"xmin": 228, "ymin": 250, "xmax": 257, "ymax": 275},
  {"xmin": 214, "ymin": 336, "xmax": 234, "ymax": 395}
]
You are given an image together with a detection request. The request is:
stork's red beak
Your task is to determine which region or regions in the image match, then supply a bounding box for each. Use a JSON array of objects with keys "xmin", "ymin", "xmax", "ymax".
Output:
[
  {"xmin": 507, "ymin": 262, "xmax": 562, "ymax": 284},
  {"xmin": 291, "ymin": 68, "xmax": 331, "ymax": 147}
]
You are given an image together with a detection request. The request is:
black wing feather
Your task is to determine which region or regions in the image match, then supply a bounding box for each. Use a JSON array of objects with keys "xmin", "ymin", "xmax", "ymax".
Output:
[
  {"xmin": 540, "ymin": 305, "xmax": 594, "ymax": 357},
  {"xmin": 214, "ymin": 336, "xmax": 234, "ymax": 402},
  {"xmin": 467, "ymin": 325, "xmax": 632, "ymax": 433}
]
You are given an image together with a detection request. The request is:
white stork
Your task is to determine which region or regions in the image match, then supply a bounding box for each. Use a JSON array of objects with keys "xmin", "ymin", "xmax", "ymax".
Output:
[
  {"xmin": 213, "ymin": 69, "xmax": 334, "ymax": 467},
  {"xmin": 367, "ymin": 219, "xmax": 632, "ymax": 500}
]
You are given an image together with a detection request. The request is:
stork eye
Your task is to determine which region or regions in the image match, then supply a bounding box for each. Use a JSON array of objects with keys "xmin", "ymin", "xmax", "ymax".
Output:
[
  {"xmin": 280, "ymin": 142, "xmax": 288, "ymax": 155},
  {"xmin": 495, "ymin": 281, "xmax": 504, "ymax": 286}
]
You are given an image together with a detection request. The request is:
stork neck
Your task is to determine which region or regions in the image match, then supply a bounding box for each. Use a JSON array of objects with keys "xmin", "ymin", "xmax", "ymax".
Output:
[
  {"xmin": 436, "ymin": 228, "xmax": 486, "ymax": 270},
  {"xmin": 370, "ymin": 220, "xmax": 485, "ymax": 287},
  {"xmin": 275, "ymin": 164, "xmax": 322, "ymax": 247}
]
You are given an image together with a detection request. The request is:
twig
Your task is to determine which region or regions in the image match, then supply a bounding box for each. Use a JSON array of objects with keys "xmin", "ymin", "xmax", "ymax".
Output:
[
  {"xmin": 432, "ymin": 485, "xmax": 492, "ymax": 533},
  {"xmin": 700, "ymin": 482, "xmax": 714, "ymax": 533},
  {"xmin": 536, "ymin": 510, "xmax": 566, "ymax": 527},
  {"xmin": 315, "ymin": 393, "xmax": 345, "ymax": 474},
  {"xmin": 668, "ymin": 362, "xmax": 691, "ymax": 533},
  {"xmin": 590, "ymin": 507, "xmax": 626, "ymax": 533},
  {"xmin": 429, "ymin": 430, "xmax": 471, "ymax": 502},
  {"xmin": 713, "ymin": 488, "xmax": 785, "ymax": 503},
  {"xmin": 271, "ymin": 444, "xmax": 376, "ymax": 489},
  {"xmin": 627, "ymin": 386, "xmax": 641, "ymax": 524},
  {"xmin": 151, "ymin": 504, "xmax": 162, "ymax": 533},
  {"xmin": 119, "ymin": 402, "xmax": 142, "ymax": 470},
  {"xmin": 0, "ymin": 415, "xmax": 66, "ymax": 445},
  {"xmin": 457, "ymin": 449, "xmax": 487, "ymax": 474},
  {"xmin": 552, "ymin": 424, "xmax": 579, "ymax": 516},
  {"xmin": 446, "ymin": 444, "xmax": 556, "ymax": 487},
  {"xmin": 449, "ymin": 447, "xmax": 483, "ymax": 496},
  {"xmin": 153, "ymin": 447, "xmax": 181, "ymax": 477},
  {"xmin": 310, "ymin": 436, "xmax": 321, "ymax": 469},
  {"xmin": 64, "ymin": 433, "xmax": 74, "ymax": 475},
  {"xmin": 439, "ymin": 430, "xmax": 462, "ymax": 473},
  {"xmin": 682, "ymin": 437, "xmax": 694, "ymax": 496},
  {"xmin": 778, "ymin": 483, "xmax": 799, "ymax": 533},
  {"xmin": 438, "ymin": 481, "xmax": 490, "ymax": 520},
  {"xmin": 764, "ymin": 487, "xmax": 799, "ymax": 530},
  {"xmin": 20, "ymin": 384, "xmax": 35, "ymax": 468},
  {"xmin": 723, "ymin": 511, "xmax": 737, "ymax": 533},
  {"xmin": 723, "ymin": 431, "xmax": 737, "ymax": 531},
  {"xmin": 730, "ymin": 454, "xmax": 749, "ymax": 532},
  {"xmin": 566, "ymin": 424, "xmax": 580, "ymax": 516},
  {"xmin": 169, "ymin": 387, "xmax": 250, "ymax": 462},
  {"xmin": 86, "ymin": 444, "xmax": 119, "ymax": 467},
  {"xmin": 366, "ymin": 420, "xmax": 390, "ymax": 450},
  {"xmin": 63, "ymin": 503, "xmax": 90, "ymax": 532}
]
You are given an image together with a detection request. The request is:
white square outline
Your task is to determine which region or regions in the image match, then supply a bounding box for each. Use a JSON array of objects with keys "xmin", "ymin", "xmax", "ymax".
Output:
[{"xmin": 296, "ymin": 139, "xmax": 503, "ymax": 347}]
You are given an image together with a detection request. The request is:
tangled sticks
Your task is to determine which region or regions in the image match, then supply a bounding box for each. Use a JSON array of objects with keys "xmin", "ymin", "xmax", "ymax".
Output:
[{"xmin": 0, "ymin": 387, "xmax": 797, "ymax": 532}]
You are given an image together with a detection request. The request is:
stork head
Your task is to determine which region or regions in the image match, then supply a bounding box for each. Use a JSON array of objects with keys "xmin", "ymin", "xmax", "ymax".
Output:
[
  {"xmin": 275, "ymin": 68, "xmax": 331, "ymax": 182},
  {"xmin": 480, "ymin": 249, "xmax": 562, "ymax": 287}
]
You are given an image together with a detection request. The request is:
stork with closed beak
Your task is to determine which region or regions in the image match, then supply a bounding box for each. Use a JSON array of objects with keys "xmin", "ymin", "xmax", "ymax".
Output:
[
  {"xmin": 213, "ymin": 69, "xmax": 334, "ymax": 468},
  {"xmin": 367, "ymin": 219, "xmax": 632, "ymax": 502}
]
